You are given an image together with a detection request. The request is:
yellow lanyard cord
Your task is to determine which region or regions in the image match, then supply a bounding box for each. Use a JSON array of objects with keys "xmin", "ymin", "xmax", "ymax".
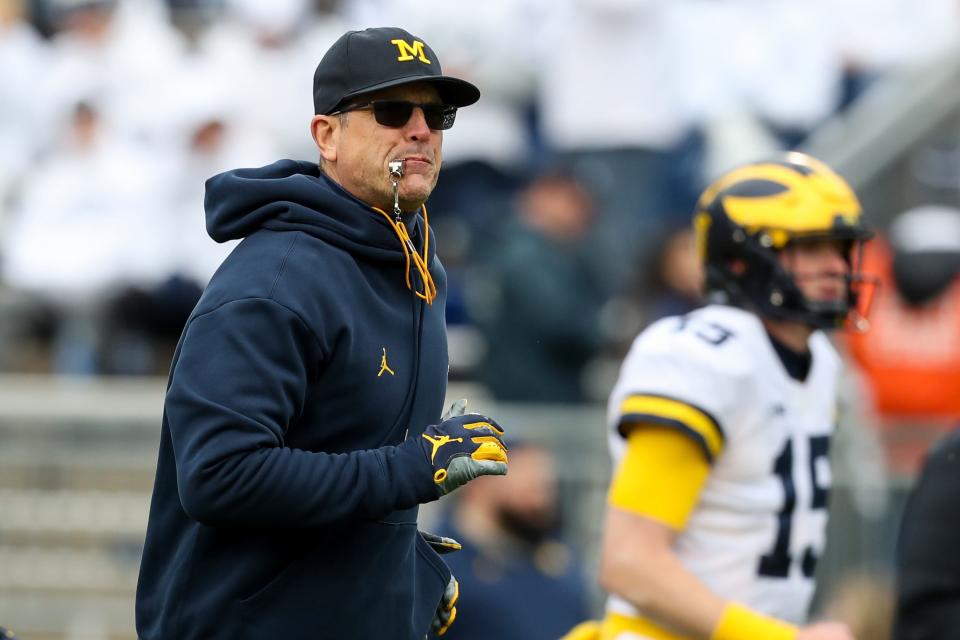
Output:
[{"xmin": 371, "ymin": 204, "xmax": 437, "ymax": 304}]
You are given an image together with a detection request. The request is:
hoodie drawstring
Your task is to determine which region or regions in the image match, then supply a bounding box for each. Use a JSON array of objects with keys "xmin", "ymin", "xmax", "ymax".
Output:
[{"xmin": 372, "ymin": 205, "xmax": 437, "ymax": 304}]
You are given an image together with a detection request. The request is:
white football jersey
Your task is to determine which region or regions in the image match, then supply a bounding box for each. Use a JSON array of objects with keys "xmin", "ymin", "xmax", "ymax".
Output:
[{"xmin": 606, "ymin": 304, "xmax": 842, "ymax": 625}]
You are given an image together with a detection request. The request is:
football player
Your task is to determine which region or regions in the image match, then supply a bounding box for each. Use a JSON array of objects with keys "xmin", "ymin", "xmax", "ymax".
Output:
[{"xmin": 595, "ymin": 153, "xmax": 873, "ymax": 640}]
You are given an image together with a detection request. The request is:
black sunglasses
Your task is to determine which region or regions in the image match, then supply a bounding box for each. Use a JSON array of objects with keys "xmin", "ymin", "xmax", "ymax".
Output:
[{"xmin": 332, "ymin": 100, "xmax": 457, "ymax": 131}]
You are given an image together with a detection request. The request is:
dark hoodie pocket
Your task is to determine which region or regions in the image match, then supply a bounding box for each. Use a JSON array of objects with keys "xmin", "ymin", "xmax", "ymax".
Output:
[
  {"xmin": 237, "ymin": 522, "xmax": 450, "ymax": 640},
  {"xmin": 236, "ymin": 553, "xmax": 301, "ymax": 611},
  {"xmin": 236, "ymin": 544, "xmax": 342, "ymax": 640},
  {"xmin": 412, "ymin": 531, "xmax": 451, "ymax": 635}
]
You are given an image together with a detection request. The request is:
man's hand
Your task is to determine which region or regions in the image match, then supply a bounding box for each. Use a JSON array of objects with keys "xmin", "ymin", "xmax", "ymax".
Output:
[
  {"xmin": 420, "ymin": 530, "xmax": 462, "ymax": 554},
  {"xmin": 797, "ymin": 622, "xmax": 856, "ymax": 640},
  {"xmin": 418, "ymin": 400, "xmax": 508, "ymax": 496},
  {"xmin": 431, "ymin": 575, "xmax": 459, "ymax": 636}
]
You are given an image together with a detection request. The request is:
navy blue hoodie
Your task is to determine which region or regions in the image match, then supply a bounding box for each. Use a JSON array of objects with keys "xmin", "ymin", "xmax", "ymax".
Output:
[{"xmin": 136, "ymin": 160, "xmax": 450, "ymax": 639}]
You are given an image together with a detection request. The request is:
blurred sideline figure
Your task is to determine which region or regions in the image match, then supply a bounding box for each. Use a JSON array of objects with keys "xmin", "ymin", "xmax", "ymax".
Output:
[
  {"xmin": 893, "ymin": 429, "xmax": 960, "ymax": 639},
  {"xmin": 0, "ymin": 0, "xmax": 49, "ymax": 206},
  {"xmin": 534, "ymin": 0, "xmax": 705, "ymax": 292},
  {"xmin": 473, "ymin": 170, "xmax": 608, "ymax": 403},
  {"xmin": 434, "ymin": 441, "xmax": 592, "ymax": 639},
  {"xmin": 637, "ymin": 225, "xmax": 704, "ymax": 325},
  {"xmin": 822, "ymin": 573, "xmax": 893, "ymax": 640},
  {"xmin": 845, "ymin": 205, "xmax": 960, "ymax": 473},
  {"xmin": 196, "ymin": 0, "xmax": 346, "ymax": 160},
  {"xmin": 567, "ymin": 153, "xmax": 873, "ymax": 640},
  {"xmin": 1, "ymin": 98, "xmax": 167, "ymax": 373}
]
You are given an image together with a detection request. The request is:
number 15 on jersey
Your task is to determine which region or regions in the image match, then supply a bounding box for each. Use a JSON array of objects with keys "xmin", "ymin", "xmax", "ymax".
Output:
[{"xmin": 758, "ymin": 435, "xmax": 831, "ymax": 579}]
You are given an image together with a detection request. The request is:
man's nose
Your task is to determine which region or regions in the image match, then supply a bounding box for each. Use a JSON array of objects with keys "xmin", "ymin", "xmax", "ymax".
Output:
[{"xmin": 404, "ymin": 107, "xmax": 432, "ymax": 140}]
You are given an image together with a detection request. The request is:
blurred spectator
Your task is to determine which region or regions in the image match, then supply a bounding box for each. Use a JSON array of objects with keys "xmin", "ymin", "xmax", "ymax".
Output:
[
  {"xmin": 0, "ymin": 0, "xmax": 51, "ymax": 210},
  {"xmin": 534, "ymin": 0, "xmax": 705, "ymax": 291},
  {"xmin": 827, "ymin": 0, "xmax": 960, "ymax": 141},
  {"xmin": 472, "ymin": 170, "xmax": 608, "ymax": 403},
  {"xmin": 196, "ymin": 0, "xmax": 346, "ymax": 160},
  {"xmin": 97, "ymin": 275, "xmax": 202, "ymax": 374},
  {"xmin": 894, "ymin": 429, "xmax": 960, "ymax": 640},
  {"xmin": 90, "ymin": 69, "xmax": 285, "ymax": 375},
  {"xmin": 0, "ymin": 0, "xmax": 957, "ymax": 382},
  {"xmin": 637, "ymin": 225, "xmax": 703, "ymax": 324},
  {"xmin": 726, "ymin": 0, "xmax": 844, "ymax": 148},
  {"xmin": 830, "ymin": 0, "xmax": 960, "ymax": 76},
  {"xmin": 1, "ymin": 98, "xmax": 170, "ymax": 372},
  {"xmin": 434, "ymin": 441, "xmax": 592, "ymax": 640},
  {"xmin": 845, "ymin": 205, "xmax": 960, "ymax": 470},
  {"xmin": 161, "ymin": 68, "xmax": 281, "ymax": 285},
  {"xmin": 671, "ymin": 0, "xmax": 845, "ymax": 158},
  {"xmin": 44, "ymin": 0, "xmax": 189, "ymax": 148}
]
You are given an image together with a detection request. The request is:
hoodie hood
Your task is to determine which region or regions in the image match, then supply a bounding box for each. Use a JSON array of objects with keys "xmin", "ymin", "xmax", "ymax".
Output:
[{"xmin": 204, "ymin": 159, "xmax": 433, "ymax": 264}]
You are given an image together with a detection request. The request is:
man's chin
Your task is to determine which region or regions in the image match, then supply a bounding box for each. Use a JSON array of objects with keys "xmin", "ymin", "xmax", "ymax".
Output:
[{"xmin": 399, "ymin": 184, "xmax": 434, "ymax": 211}]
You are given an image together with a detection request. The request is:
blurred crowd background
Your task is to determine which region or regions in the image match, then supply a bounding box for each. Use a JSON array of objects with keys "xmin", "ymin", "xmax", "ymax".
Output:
[{"xmin": 1, "ymin": 0, "xmax": 960, "ymax": 638}]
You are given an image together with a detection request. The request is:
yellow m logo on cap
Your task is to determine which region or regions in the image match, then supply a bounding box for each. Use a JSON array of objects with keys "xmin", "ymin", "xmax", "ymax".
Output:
[{"xmin": 390, "ymin": 39, "xmax": 431, "ymax": 64}]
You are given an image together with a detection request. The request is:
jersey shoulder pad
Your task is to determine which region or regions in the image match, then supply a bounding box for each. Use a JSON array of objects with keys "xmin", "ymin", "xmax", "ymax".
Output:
[
  {"xmin": 609, "ymin": 312, "xmax": 749, "ymax": 461},
  {"xmin": 629, "ymin": 309, "xmax": 754, "ymax": 377}
]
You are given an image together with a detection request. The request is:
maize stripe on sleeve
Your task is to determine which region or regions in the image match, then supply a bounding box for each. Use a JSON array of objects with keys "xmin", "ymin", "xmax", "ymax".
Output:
[{"xmin": 618, "ymin": 394, "xmax": 725, "ymax": 462}]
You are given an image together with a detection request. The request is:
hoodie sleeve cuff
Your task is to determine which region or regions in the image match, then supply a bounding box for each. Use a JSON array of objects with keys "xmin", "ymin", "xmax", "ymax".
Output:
[{"xmin": 382, "ymin": 436, "xmax": 441, "ymax": 508}]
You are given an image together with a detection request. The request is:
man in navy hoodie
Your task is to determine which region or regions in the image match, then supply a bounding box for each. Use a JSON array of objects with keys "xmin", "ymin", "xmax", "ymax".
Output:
[{"xmin": 136, "ymin": 27, "xmax": 510, "ymax": 640}]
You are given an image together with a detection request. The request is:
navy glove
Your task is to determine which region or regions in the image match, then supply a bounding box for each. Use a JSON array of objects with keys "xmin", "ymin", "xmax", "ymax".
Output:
[
  {"xmin": 418, "ymin": 400, "xmax": 509, "ymax": 496},
  {"xmin": 431, "ymin": 575, "xmax": 459, "ymax": 636},
  {"xmin": 420, "ymin": 530, "xmax": 462, "ymax": 554}
]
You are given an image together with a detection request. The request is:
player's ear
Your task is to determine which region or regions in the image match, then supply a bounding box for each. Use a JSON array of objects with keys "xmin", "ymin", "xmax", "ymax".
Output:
[{"xmin": 311, "ymin": 114, "xmax": 339, "ymax": 163}]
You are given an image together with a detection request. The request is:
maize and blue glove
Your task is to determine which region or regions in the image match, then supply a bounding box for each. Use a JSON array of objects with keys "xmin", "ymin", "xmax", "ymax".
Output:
[
  {"xmin": 415, "ymin": 401, "xmax": 504, "ymax": 636},
  {"xmin": 418, "ymin": 399, "xmax": 509, "ymax": 496},
  {"xmin": 420, "ymin": 530, "xmax": 463, "ymax": 554},
  {"xmin": 431, "ymin": 575, "xmax": 459, "ymax": 636}
]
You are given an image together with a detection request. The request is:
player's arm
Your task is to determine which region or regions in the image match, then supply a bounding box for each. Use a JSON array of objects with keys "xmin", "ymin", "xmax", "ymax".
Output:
[{"xmin": 599, "ymin": 425, "xmax": 850, "ymax": 640}]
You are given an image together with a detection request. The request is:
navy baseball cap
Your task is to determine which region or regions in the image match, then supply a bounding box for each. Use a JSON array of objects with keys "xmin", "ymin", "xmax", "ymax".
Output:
[{"xmin": 313, "ymin": 27, "xmax": 481, "ymax": 115}]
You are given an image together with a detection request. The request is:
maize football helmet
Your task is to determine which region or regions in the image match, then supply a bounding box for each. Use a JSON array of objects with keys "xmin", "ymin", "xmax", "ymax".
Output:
[{"xmin": 694, "ymin": 152, "xmax": 873, "ymax": 329}]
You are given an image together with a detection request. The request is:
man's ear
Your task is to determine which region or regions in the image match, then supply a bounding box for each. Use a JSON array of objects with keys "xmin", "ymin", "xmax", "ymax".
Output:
[{"xmin": 311, "ymin": 115, "xmax": 338, "ymax": 164}]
